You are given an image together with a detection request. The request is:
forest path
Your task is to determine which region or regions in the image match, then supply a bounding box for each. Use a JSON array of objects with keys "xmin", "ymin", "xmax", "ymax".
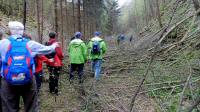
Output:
[{"xmin": 37, "ymin": 42, "xmax": 157, "ymax": 112}]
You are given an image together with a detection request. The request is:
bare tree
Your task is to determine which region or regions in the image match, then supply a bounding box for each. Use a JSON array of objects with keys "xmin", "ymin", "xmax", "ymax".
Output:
[
  {"xmin": 36, "ymin": 0, "xmax": 41, "ymax": 42},
  {"xmin": 77, "ymin": 0, "xmax": 81, "ymax": 32},
  {"xmin": 155, "ymin": 0, "xmax": 162, "ymax": 28},
  {"xmin": 60, "ymin": 0, "xmax": 64, "ymax": 49},
  {"xmin": 23, "ymin": 0, "xmax": 27, "ymax": 30},
  {"xmin": 54, "ymin": 0, "xmax": 58, "ymax": 33}
]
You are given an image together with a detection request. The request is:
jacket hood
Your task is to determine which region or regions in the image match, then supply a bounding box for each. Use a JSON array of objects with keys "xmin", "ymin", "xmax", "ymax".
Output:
[
  {"xmin": 70, "ymin": 39, "xmax": 83, "ymax": 46},
  {"xmin": 91, "ymin": 36, "xmax": 103, "ymax": 41},
  {"xmin": 48, "ymin": 38, "xmax": 57, "ymax": 45}
]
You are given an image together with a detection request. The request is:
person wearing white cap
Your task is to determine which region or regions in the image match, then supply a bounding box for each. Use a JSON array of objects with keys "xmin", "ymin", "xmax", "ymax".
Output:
[{"xmin": 0, "ymin": 21, "xmax": 59, "ymax": 112}]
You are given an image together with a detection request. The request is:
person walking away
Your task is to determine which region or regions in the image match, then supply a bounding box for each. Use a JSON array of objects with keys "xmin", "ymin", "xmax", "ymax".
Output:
[
  {"xmin": 88, "ymin": 32, "xmax": 107, "ymax": 81},
  {"xmin": 46, "ymin": 32, "xmax": 64, "ymax": 95},
  {"xmin": 68, "ymin": 32, "xmax": 87, "ymax": 84},
  {"xmin": 0, "ymin": 21, "xmax": 59, "ymax": 112},
  {"xmin": 34, "ymin": 55, "xmax": 53, "ymax": 92}
]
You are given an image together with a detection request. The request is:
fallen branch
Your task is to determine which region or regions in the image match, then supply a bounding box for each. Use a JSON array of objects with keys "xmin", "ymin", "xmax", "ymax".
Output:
[
  {"xmin": 177, "ymin": 60, "xmax": 193, "ymax": 112},
  {"xmin": 188, "ymin": 97, "xmax": 200, "ymax": 112}
]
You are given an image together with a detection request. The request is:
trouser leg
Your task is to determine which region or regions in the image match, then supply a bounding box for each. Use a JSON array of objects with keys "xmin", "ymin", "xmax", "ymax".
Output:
[
  {"xmin": 95, "ymin": 60, "xmax": 102, "ymax": 80},
  {"xmin": 91, "ymin": 61, "xmax": 95, "ymax": 72},
  {"xmin": 91, "ymin": 61, "xmax": 96, "ymax": 77},
  {"xmin": 1, "ymin": 79, "xmax": 20, "ymax": 112},
  {"xmin": 34, "ymin": 72, "xmax": 42, "ymax": 92},
  {"xmin": 22, "ymin": 76, "xmax": 39, "ymax": 112},
  {"xmin": 69, "ymin": 64, "xmax": 75, "ymax": 80},
  {"xmin": 53, "ymin": 67, "xmax": 61, "ymax": 94},
  {"xmin": 48, "ymin": 67, "xmax": 55, "ymax": 93},
  {"xmin": 77, "ymin": 64, "xmax": 84, "ymax": 83}
]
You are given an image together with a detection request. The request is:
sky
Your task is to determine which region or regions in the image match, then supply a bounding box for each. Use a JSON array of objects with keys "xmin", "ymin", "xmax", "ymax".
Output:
[{"xmin": 118, "ymin": 0, "xmax": 130, "ymax": 7}]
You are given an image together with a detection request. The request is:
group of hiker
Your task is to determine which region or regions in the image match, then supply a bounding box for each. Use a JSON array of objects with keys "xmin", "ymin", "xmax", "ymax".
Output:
[{"xmin": 0, "ymin": 21, "xmax": 107, "ymax": 112}]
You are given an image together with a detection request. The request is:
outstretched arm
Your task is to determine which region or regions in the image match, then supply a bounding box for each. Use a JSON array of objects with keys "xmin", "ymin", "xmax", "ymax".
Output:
[{"xmin": 28, "ymin": 41, "xmax": 57, "ymax": 57}]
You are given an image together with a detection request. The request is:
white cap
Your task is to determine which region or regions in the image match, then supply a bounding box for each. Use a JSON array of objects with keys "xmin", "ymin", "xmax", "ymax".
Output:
[{"xmin": 8, "ymin": 21, "xmax": 24, "ymax": 35}]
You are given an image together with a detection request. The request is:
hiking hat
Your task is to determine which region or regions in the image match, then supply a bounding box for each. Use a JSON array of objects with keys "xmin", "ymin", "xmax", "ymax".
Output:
[
  {"xmin": 8, "ymin": 21, "xmax": 24, "ymax": 35},
  {"xmin": 75, "ymin": 32, "xmax": 82, "ymax": 38},
  {"xmin": 94, "ymin": 31, "xmax": 100, "ymax": 36}
]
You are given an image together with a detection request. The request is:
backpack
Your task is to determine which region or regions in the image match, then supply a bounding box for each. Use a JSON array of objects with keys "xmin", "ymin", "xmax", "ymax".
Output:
[
  {"xmin": 91, "ymin": 41, "xmax": 101, "ymax": 54},
  {"xmin": 3, "ymin": 37, "xmax": 34, "ymax": 85}
]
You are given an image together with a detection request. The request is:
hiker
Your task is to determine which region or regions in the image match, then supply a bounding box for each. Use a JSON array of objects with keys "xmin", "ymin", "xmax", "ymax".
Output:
[
  {"xmin": 0, "ymin": 21, "xmax": 59, "ymax": 112},
  {"xmin": 68, "ymin": 32, "xmax": 87, "ymax": 83},
  {"xmin": 88, "ymin": 32, "xmax": 107, "ymax": 81},
  {"xmin": 34, "ymin": 55, "xmax": 53, "ymax": 92},
  {"xmin": 46, "ymin": 32, "xmax": 64, "ymax": 95}
]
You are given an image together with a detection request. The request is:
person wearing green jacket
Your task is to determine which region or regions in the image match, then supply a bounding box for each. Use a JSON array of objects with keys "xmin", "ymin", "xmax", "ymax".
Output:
[
  {"xmin": 88, "ymin": 31, "xmax": 107, "ymax": 81},
  {"xmin": 68, "ymin": 32, "xmax": 87, "ymax": 83}
]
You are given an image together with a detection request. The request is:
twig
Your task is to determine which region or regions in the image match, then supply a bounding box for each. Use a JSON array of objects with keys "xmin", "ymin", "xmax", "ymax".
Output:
[
  {"xmin": 177, "ymin": 60, "xmax": 193, "ymax": 112},
  {"xmin": 187, "ymin": 97, "xmax": 200, "ymax": 112}
]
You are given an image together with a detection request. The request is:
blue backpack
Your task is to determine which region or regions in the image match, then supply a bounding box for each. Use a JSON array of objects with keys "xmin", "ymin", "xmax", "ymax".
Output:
[
  {"xmin": 91, "ymin": 41, "xmax": 101, "ymax": 54},
  {"xmin": 3, "ymin": 37, "xmax": 34, "ymax": 85}
]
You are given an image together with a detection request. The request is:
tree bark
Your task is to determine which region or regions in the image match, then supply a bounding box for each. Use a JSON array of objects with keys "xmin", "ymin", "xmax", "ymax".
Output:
[
  {"xmin": 72, "ymin": 0, "xmax": 75, "ymax": 33},
  {"xmin": 40, "ymin": 0, "xmax": 44, "ymax": 43},
  {"xmin": 23, "ymin": 0, "xmax": 27, "ymax": 30},
  {"xmin": 36, "ymin": 0, "xmax": 41, "ymax": 42},
  {"xmin": 54, "ymin": 0, "xmax": 58, "ymax": 33},
  {"xmin": 155, "ymin": 0, "xmax": 162, "ymax": 28},
  {"xmin": 60, "ymin": 0, "xmax": 64, "ymax": 49},
  {"xmin": 77, "ymin": 0, "xmax": 81, "ymax": 32}
]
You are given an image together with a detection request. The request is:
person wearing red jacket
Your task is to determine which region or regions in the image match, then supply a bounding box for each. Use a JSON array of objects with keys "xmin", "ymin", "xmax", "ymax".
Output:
[
  {"xmin": 46, "ymin": 32, "xmax": 64, "ymax": 95},
  {"xmin": 34, "ymin": 55, "xmax": 53, "ymax": 92}
]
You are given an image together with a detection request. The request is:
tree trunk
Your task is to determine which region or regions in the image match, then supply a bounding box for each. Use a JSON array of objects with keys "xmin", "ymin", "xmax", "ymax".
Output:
[
  {"xmin": 65, "ymin": 0, "xmax": 68, "ymax": 35},
  {"xmin": 155, "ymin": 0, "xmax": 162, "ymax": 28},
  {"xmin": 60, "ymin": 0, "xmax": 64, "ymax": 49},
  {"xmin": 83, "ymin": 0, "xmax": 86, "ymax": 40},
  {"xmin": 54, "ymin": 0, "xmax": 58, "ymax": 33},
  {"xmin": 36, "ymin": 0, "xmax": 41, "ymax": 42},
  {"xmin": 40, "ymin": 0, "xmax": 44, "ymax": 43},
  {"xmin": 72, "ymin": 0, "xmax": 76, "ymax": 33},
  {"xmin": 23, "ymin": 0, "xmax": 27, "ymax": 30},
  {"xmin": 77, "ymin": 0, "xmax": 81, "ymax": 32}
]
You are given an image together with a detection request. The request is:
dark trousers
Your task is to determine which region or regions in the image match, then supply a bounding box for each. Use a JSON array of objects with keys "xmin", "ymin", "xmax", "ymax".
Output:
[
  {"xmin": 69, "ymin": 64, "xmax": 84, "ymax": 82},
  {"xmin": 1, "ymin": 77, "xmax": 39, "ymax": 112},
  {"xmin": 47, "ymin": 66, "xmax": 61, "ymax": 93},
  {"xmin": 34, "ymin": 71, "xmax": 43, "ymax": 92}
]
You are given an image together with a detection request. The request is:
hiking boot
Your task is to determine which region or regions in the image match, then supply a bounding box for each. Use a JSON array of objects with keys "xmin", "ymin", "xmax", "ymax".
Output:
[
  {"xmin": 55, "ymin": 87, "xmax": 58, "ymax": 95},
  {"xmin": 69, "ymin": 79, "xmax": 73, "ymax": 84},
  {"xmin": 50, "ymin": 89, "xmax": 54, "ymax": 94},
  {"xmin": 79, "ymin": 79, "xmax": 83, "ymax": 84}
]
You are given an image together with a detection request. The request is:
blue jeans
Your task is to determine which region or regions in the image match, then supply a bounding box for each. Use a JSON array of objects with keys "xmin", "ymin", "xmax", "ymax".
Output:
[{"xmin": 92, "ymin": 59, "xmax": 102, "ymax": 80}]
